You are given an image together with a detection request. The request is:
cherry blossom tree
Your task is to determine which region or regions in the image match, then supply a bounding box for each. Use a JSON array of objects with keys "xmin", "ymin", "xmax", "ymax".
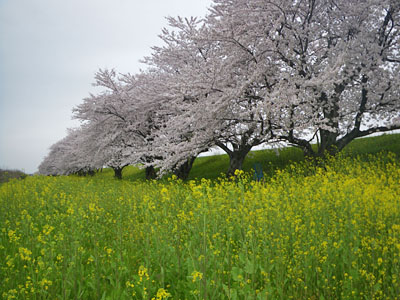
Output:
[
  {"xmin": 273, "ymin": 0, "xmax": 400, "ymax": 156},
  {"xmin": 208, "ymin": 0, "xmax": 400, "ymax": 157},
  {"xmin": 38, "ymin": 138, "xmax": 67, "ymax": 176},
  {"xmin": 73, "ymin": 69, "xmax": 162, "ymax": 179},
  {"xmin": 143, "ymin": 15, "xmax": 276, "ymax": 176},
  {"xmin": 38, "ymin": 127, "xmax": 96, "ymax": 176}
]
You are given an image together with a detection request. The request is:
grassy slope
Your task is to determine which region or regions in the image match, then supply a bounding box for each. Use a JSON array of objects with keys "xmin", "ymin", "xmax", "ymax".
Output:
[{"xmin": 96, "ymin": 133, "xmax": 400, "ymax": 181}]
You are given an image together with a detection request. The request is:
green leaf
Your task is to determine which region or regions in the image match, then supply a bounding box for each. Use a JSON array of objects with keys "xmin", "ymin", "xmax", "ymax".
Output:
[
  {"xmin": 244, "ymin": 259, "xmax": 255, "ymax": 274},
  {"xmin": 231, "ymin": 288, "xmax": 238, "ymax": 300},
  {"xmin": 231, "ymin": 267, "xmax": 243, "ymax": 281}
]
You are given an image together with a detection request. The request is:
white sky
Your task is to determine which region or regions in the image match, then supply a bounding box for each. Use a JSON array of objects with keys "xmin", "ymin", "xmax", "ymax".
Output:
[{"xmin": 0, "ymin": 0, "xmax": 212, "ymax": 174}]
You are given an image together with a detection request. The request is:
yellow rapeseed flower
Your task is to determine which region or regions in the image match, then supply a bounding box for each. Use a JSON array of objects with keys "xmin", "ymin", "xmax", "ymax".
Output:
[{"xmin": 191, "ymin": 271, "xmax": 203, "ymax": 282}]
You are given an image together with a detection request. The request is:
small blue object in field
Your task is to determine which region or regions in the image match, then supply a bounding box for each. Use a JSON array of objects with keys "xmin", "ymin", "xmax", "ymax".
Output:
[{"xmin": 253, "ymin": 163, "xmax": 264, "ymax": 181}]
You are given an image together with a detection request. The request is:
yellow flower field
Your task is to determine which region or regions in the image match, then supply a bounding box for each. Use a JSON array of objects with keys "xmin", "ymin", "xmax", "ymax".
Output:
[{"xmin": 1, "ymin": 153, "xmax": 400, "ymax": 299}]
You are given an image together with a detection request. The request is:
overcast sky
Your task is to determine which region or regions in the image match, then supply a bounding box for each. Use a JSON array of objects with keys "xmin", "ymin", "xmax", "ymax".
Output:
[{"xmin": 0, "ymin": 0, "xmax": 212, "ymax": 173}]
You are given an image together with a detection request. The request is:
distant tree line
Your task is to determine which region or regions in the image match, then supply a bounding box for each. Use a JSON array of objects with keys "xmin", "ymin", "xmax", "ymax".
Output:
[
  {"xmin": 39, "ymin": 0, "xmax": 400, "ymax": 180},
  {"xmin": 0, "ymin": 169, "xmax": 27, "ymax": 184}
]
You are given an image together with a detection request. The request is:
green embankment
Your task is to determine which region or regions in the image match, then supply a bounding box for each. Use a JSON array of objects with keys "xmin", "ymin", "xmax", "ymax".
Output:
[{"xmin": 99, "ymin": 133, "xmax": 400, "ymax": 181}]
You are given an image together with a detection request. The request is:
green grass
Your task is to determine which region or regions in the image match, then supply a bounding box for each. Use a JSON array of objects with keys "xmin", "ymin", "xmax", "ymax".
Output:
[{"xmin": 344, "ymin": 133, "xmax": 400, "ymax": 156}]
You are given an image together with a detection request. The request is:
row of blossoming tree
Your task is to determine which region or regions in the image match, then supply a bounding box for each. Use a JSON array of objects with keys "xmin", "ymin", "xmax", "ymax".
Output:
[{"xmin": 39, "ymin": 0, "xmax": 400, "ymax": 180}]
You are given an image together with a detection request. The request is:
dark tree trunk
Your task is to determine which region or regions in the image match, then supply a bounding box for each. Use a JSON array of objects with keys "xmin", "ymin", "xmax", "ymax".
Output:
[
  {"xmin": 173, "ymin": 156, "xmax": 196, "ymax": 180},
  {"xmin": 227, "ymin": 146, "xmax": 252, "ymax": 176},
  {"xmin": 112, "ymin": 166, "xmax": 124, "ymax": 180},
  {"xmin": 317, "ymin": 90, "xmax": 341, "ymax": 156},
  {"xmin": 145, "ymin": 166, "xmax": 157, "ymax": 180},
  {"xmin": 216, "ymin": 141, "xmax": 253, "ymax": 176},
  {"xmin": 76, "ymin": 169, "xmax": 95, "ymax": 176},
  {"xmin": 318, "ymin": 129, "xmax": 340, "ymax": 156}
]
